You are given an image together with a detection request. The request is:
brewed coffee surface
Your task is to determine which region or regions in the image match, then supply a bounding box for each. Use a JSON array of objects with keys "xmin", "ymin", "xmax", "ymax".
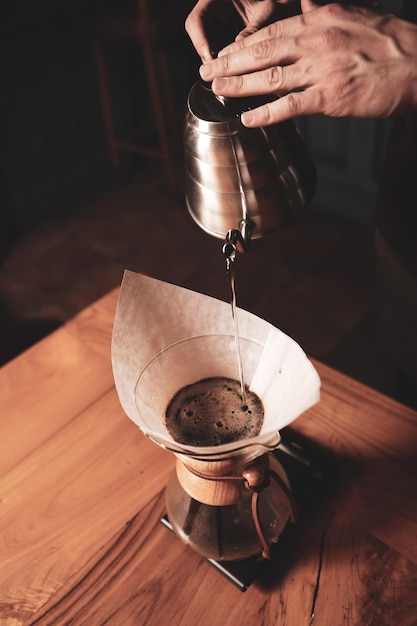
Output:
[{"xmin": 165, "ymin": 376, "xmax": 264, "ymax": 446}]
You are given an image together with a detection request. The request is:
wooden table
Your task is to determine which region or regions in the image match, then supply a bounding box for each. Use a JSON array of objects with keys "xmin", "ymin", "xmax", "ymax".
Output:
[{"xmin": 1, "ymin": 288, "xmax": 416, "ymax": 625}]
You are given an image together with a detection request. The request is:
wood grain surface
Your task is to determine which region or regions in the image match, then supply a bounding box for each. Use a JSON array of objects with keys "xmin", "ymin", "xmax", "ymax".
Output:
[{"xmin": 1, "ymin": 288, "xmax": 416, "ymax": 625}]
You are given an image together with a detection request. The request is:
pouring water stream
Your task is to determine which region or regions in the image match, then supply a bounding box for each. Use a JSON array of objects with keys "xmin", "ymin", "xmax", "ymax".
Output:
[{"xmin": 223, "ymin": 237, "xmax": 247, "ymax": 409}]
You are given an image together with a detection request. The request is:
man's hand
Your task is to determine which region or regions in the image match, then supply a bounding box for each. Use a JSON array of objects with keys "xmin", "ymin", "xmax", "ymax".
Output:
[
  {"xmin": 198, "ymin": 0, "xmax": 417, "ymax": 126},
  {"xmin": 185, "ymin": 0, "xmax": 299, "ymax": 62}
]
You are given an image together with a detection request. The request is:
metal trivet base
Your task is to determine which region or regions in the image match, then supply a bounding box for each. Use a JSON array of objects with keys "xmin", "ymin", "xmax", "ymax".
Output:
[{"xmin": 161, "ymin": 427, "xmax": 338, "ymax": 591}]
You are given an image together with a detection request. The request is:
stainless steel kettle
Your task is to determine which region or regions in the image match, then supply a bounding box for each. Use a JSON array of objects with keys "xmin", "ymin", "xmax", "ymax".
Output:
[{"xmin": 184, "ymin": 81, "xmax": 316, "ymax": 249}]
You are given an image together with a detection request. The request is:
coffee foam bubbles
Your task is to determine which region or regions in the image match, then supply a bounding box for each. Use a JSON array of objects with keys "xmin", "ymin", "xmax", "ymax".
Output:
[{"xmin": 165, "ymin": 376, "xmax": 264, "ymax": 447}]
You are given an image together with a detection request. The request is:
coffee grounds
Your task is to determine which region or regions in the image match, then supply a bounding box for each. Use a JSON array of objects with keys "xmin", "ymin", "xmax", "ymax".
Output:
[{"xmin": 165, "ymin": 376, "xmax": 264, "ymax": 446}]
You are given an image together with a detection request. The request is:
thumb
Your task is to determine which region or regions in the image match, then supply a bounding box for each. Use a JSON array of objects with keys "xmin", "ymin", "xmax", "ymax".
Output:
[{"xmin": 235, "ymin": 2, "xmax": 282, "ymax": 41}]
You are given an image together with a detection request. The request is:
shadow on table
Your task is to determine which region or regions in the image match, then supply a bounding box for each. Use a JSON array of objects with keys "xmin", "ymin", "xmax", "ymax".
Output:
[{"xmin": 254, "ymin": 428, "xmax": 344, "ymax": 592}]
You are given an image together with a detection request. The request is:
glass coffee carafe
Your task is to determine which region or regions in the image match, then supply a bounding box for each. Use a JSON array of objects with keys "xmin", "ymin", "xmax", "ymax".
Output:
[{"xmin": 135, "ymin": 334, "xmax": 295, "ymax": 561}]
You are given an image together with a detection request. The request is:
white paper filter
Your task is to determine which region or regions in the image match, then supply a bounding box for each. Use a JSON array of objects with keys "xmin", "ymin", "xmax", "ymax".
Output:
[{"xmin": 111, "ymin": 271, "xmax": 320, "ymax": 454}]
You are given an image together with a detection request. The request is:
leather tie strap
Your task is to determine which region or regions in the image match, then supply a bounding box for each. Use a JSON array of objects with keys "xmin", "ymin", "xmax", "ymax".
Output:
[{"xmin": 184, "ymin": 456, "xmax": 297, "ymax": 559}]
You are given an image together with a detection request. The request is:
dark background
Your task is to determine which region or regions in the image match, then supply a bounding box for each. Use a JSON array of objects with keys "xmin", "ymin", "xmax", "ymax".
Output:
[{"xmin": 0, "ymin": 0, "xmax": 197, "ymax": 256}]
